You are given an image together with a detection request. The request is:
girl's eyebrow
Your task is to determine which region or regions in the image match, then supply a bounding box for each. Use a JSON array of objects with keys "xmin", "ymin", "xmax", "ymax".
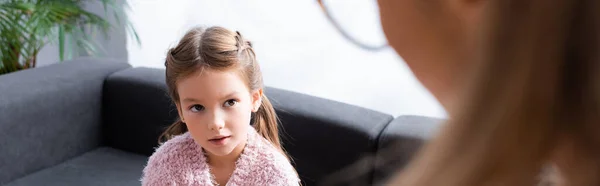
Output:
[
  {"xmin": 182, "ymin": 97, "xmax": 201, "ymax": 103},
  {"xmin": 181, "ymin": 91, "xmax": 240, "ymax": 103},
  {"xmin": 221, "ymin": 91, "xmax": 240, "ymax": 99}
]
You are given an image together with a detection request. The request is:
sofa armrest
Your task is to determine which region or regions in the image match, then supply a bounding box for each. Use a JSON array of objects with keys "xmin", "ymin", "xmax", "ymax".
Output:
[
  {"xmin": 373, "ymin": 115, "xmax": 443, "ymax": 184},
  {"xmin": 0, "ymin": 58, "xmax": 130, "ymax": 184}
]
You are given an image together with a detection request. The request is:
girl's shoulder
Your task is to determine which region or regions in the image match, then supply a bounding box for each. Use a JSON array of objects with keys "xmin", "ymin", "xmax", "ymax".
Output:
[
  {"xmin": 230, "ymin": 128, "xmax": 300, "ymax": 185},
  {"xmin": 251, "ymin": 145, "xmax": 300, "ymax": 185},
  {"xmin": 252, "ymin": 136, "xmax": 294, "ymax": 170},
  {"xmin": 141, "ymin": 132, "xmax": 212, "ymax": 186},
  {"xmin": 244, "ymin": 127, "xmax": 290, "ymax": 166},
  {"xmin": 146, "ymin": 132, "xmax": 205, "ymax": 166}
]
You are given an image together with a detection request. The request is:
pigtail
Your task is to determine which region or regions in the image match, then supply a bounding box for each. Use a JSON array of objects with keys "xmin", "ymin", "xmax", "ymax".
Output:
[
  {"xmin": 252, "ymin": 94, "xmax": 283, "ymax": 152},
  {"xmin": 253, "ymin": 94, "xmax": 301, "ymax": 184},
  {"xmin": 158, "ymin": 119, "xmax": 188, "ymax": 144}
]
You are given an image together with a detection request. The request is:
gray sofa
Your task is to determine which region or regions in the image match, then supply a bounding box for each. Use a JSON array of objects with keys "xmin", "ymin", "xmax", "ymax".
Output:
[{"xmin": 0, "ymin": 59, "xmax": 442, "ymax": 186}]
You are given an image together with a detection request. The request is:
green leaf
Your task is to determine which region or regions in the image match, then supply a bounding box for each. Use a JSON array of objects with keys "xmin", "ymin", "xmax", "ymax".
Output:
[
  {"xmin": 58, "ymin": 25, "xmax": 64, "ymax": 61},
  {"xmin": 78, "ymin": 39, "xmax": 99, "ymax": 56},
  {"xmin": 1, "ymin": 0, "xmax": 142, "ymax": 74},
  {"xmin": 126, "ymin": 22, "xmax": 141, "ymax": 46}
]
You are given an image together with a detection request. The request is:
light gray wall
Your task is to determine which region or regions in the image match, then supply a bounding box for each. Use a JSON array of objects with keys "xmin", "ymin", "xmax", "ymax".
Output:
[
  {"xmin": 36, "ymin": 0, "xmax": 129, "ymax": 67},
  {"xmin": 35, "ymin": 41, "xmax": 61, "ymax": 67}
]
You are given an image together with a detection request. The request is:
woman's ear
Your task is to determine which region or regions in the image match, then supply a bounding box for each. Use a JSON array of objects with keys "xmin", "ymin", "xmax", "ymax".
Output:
[{"xmin": 251, "ymin": 89, "xmax": 263, "ymax": 112}]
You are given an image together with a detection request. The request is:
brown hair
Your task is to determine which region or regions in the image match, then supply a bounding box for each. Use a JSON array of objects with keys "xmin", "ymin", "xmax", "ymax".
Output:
[
  {"xmin": 157, "ymin": 26, "xmax": 292, "ymax": 166},
  {"xmin": 388, "ymin": 0, "xmax": 600, "ymax": 185}
]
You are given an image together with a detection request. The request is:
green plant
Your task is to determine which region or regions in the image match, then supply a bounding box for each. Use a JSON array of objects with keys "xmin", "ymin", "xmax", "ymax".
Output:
[{"xmin": 0, "ymin": 0, "xmax": 140, "ymax": 75}]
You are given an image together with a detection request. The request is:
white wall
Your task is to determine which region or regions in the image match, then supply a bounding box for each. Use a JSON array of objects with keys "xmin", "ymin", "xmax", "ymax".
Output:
[
  {"xmin": 28, "ymin": 0, "xmax": 445, "ymax": 118},
  {"xmin": 124, "ymin": 0, "xmax": 446, "ymax": 118}
]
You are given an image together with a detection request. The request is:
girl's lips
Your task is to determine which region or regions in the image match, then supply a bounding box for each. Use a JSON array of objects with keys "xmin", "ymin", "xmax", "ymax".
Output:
[{"xmin": 208, "ymin": 136, "xmax": 231, "ymax": 146}]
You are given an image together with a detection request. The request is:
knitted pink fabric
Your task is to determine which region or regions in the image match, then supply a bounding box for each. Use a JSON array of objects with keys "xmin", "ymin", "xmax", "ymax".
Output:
[{"xmin": 141, "ymin": 125, "xmax": 300, "ymax": 186}]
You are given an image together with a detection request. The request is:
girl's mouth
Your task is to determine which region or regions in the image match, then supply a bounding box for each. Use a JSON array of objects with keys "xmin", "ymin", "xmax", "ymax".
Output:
[{"xmin": 208, "ymin": 136, "xmax": 231, "ymax": 146}]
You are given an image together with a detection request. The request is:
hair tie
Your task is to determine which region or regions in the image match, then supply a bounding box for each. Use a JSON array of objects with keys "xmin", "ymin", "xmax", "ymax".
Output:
[{"xmin": 235, "ymin": 31, "xmax": 249, "ymax": 52}]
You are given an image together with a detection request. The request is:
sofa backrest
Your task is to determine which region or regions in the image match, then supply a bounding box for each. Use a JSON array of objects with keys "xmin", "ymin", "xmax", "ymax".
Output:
[
  {"xmin": 266, "ymin": 85, "xmax": 393, "ymax": 186},
  {"xmin": 101, "ymin": 67, "xmax": 395, "ymax": 186},
  {"xmin": 0, "ymin": 59, "xmax": 130, "ymax": 184},
  {"xmin": 102, "ymin": 67, "xmax": 176, "ymax": 156},
  {"xmin": 373, "ymin": 115, "xmax": 443, "ymax": 185}
]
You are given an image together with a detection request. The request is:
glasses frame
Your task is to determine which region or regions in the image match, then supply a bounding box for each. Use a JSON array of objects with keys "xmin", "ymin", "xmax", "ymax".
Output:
[{"xmin": 317, "ymin": 0, "xmax": 389, "ymax": 51}]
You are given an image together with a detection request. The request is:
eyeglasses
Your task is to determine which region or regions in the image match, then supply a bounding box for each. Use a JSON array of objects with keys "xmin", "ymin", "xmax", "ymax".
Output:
[{"xmin": 317, "ymin": 0, "xmax": 389, "ymax": 51}]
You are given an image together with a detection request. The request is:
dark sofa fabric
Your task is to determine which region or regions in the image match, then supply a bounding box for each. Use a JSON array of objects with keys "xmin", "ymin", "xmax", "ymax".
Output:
[
  {"xmin": 0, "ymin": 59, "xmax": 130, "ymax": 184},
  {"xmin": 266, "ymin": 87, "xmax": 393, "ymax": 186},
  {"xmin": 102, "ymin": 67, "xmax": 177, "ymax": 156},
  {"xmin": 4, "ymin": 147, "xmax": 147, "ymax": 186},
  {"xmin": 1, "ymin": 59, "xmax": 442, "ymax": 186},
  {"xmin": 373, "ymin": 115, "xmax": 443, "ymax": 185}
]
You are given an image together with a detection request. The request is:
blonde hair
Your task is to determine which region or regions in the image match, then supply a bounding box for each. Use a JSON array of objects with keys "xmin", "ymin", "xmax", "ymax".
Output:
[
  {"xmin": 159, "ymin": 26, "xmax": 297, "ymax": 177},
  {"xmin": 390, "ymin": 0, "xmax": 600, "ymax": 185}
]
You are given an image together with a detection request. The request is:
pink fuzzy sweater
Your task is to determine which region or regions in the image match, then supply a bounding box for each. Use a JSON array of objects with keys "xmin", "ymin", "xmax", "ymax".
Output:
[{"xmin": 141, "ymin": 126, "xmax": 300, "ymax": 186}]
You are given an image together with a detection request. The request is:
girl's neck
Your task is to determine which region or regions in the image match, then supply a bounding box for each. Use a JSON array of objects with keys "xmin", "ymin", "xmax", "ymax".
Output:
[{"xmin": 205, "ymin": 141, "xmax": 247, "ymax": 186}]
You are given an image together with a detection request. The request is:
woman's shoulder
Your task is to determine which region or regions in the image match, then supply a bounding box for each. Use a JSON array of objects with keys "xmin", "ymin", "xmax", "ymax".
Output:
[{"xmin": 141, "ymin": 132, "xmax": 212, "ymax": 186}]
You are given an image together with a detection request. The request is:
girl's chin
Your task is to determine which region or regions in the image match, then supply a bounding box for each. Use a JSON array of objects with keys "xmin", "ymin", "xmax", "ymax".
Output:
[
  {"xmin": 203, "ymin": 142, "xmax": 241, "ymax": 157},
  {"xmin": 205, "ymin": 148, "xmax": 235, "ymax": 157}
]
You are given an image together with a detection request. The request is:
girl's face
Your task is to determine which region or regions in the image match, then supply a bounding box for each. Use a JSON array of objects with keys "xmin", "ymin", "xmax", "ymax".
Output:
[{"xmin": 176, "ymin": 69, "xmax": 262, "ymax": 159}]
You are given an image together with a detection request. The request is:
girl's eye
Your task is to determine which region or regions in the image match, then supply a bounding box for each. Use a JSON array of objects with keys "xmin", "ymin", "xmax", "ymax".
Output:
[
  {"xmin": 224, "ymin": 99, "xmax": 237, "ymax": 107},
  {"xmin": 190, "ymin": 105, "xmax": 204, "ymax": 112}
]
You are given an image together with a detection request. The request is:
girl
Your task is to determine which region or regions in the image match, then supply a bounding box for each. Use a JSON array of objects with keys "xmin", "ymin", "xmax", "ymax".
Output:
[{"xmin": 141, "ymin": 26, "xmax": 300, "ymax": 186}]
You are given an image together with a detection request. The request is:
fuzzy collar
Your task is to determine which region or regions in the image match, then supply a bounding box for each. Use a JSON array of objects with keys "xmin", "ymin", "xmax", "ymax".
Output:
[{"xmin": 141, "ymin": 125, "xmax": 299, "ymax": 186}]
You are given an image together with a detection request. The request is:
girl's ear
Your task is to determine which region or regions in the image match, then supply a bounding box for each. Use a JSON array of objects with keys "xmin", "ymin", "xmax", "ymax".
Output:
[{"xmin": 251, "ymin": 89, "xmax": 263, "ymax": 112}]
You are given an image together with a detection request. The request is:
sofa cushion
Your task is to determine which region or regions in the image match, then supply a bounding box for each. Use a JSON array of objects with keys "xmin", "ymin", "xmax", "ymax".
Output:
[
  {"xmin": 0, "ymin": 58, "xmax": 130, "ymax": 184},
  {"xmin": 4, "ymin": 147, "xmax": 147, "ymax": 186},
  {"xmin": 372, "ymin": 115, "xmax": 443, "ymax": 184}
]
